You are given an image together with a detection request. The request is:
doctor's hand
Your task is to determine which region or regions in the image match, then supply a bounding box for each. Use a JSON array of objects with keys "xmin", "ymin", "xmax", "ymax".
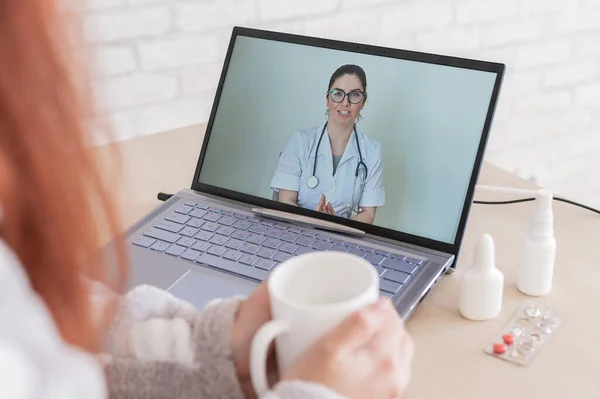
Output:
[{"xmin": 316, "ymin": 194, "xmax": 336, "ymax": 216}]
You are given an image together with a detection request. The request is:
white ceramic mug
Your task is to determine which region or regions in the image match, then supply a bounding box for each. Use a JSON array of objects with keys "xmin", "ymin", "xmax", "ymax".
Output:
[{"xmin": 250, "ymin": 251, "xmax": 380, "ymax": 396}]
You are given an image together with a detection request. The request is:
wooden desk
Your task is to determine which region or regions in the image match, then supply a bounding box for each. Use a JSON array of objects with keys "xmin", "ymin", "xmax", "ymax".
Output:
[{"xmin": 96, "ymin": 124, "xmax": 600, "ymax": 399}]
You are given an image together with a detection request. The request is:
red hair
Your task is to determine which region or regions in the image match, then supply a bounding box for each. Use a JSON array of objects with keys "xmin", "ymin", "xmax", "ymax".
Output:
[{"xmin": 0, "ymin": 2, "xmax": 126, "ymax": 352}]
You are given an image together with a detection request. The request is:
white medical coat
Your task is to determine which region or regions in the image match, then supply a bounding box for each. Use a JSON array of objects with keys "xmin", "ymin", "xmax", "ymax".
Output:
[{"xmin": 270, "ymin": 122, "xmax": 385, "ymax": 219}]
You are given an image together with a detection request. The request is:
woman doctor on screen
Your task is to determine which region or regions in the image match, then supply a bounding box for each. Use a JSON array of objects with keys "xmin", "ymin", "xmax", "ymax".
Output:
[{"xmin": 270, "ymin": 64, "xmax": 385, "ymax": 224}]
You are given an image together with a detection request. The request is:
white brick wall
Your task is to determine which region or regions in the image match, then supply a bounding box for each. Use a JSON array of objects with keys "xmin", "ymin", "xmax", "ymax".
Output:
[
  {"xmin": 481, "ymin": 19, "xmax": 543, "ymax": 47},
  {"xmin": 257, "ymin": 0, "xmax": 339, "ymax": 21},
  {"xmin": 176, "ymin": 0, "xmax": 256, "ymax": 32},
  {"xmin": 95, "ymin": 72, "xmax": 178, "ymax": 111},
  {"xmin": 138, "ymin": 35, "xmax": 221, "ymax": 70},
  {"xmin": 92, "ymin": 45, "xmax": 136, "ymax": 77},
  {"xmin": 84, "ymin": 0, "xmax": 600, "ymax": 210},
  {"xmin": 381, "ymin": 3, "xmax": 453, "ymax": 35},
  {"xmin": 456, "ymin": 0, "xmax": 518, "ymax": 24},
  {"xmin": 85, "ymin": 6, "xmax": 171, "ymax": 42},
  {"xmin": 87, "ymin": 0, "xmax": 123, "ymax": 11}
]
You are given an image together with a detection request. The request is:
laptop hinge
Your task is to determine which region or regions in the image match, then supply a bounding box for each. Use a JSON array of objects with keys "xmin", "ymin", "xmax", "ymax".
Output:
[{"xmin": 252, "ymin": 207, "xmax": 365, "ymax": 236}]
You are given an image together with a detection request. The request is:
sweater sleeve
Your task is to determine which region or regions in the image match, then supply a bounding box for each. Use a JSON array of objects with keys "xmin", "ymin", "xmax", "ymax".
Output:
[
  {"xmin": 103, "ymin": 289, "xmax": 347, "ymax": 399},
  {"xmin": 105, "ymin": 297, "xmax": 245, "ymax": 399}
]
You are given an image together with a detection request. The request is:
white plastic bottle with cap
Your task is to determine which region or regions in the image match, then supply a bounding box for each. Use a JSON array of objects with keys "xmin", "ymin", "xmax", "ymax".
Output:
[
  {"xmin": 517, "ymin": 189, "xmax": 556, "ymax": 296},
  {"xmin": 459, "ymin": 233, "xmax": 504, "ymax": 321}
]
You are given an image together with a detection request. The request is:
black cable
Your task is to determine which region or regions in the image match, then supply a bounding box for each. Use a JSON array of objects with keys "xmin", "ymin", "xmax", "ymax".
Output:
[
  {"xmin": 474, "ymin": 197, "xmax": 600, "ymax": 215},
  {"xmin": 158, "ymin": 190, "xmax": 600, "ymax": 215},
  {"xmin": 554, "ymin": 197, "xmax": 600, "ymax": 214},
  {"xmin": 474, "ymin": 198, "xmax": 534, "ymax": 205},
  {"xmin": 157, "ymin": 192, "xmax": 173, "ymax": 201}
]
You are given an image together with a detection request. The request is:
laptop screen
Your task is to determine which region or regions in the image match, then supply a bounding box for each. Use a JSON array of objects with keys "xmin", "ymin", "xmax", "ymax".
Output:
[{"xmin": 197, "ymin": 34, "xmax": 499, "ymax": 245}]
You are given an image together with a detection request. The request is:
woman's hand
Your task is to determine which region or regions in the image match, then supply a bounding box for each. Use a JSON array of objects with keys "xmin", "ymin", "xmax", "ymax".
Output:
[
  {"xmin": 230, "ymin": 282, "xmax": 277, "ymax": 399},
  {"xmin": 282, "ymin": 297, "xmax": 414, "ymax": 399},
  {"xmin": 316, "ymin": 194, "xmax": 336, "ymax": 216}
]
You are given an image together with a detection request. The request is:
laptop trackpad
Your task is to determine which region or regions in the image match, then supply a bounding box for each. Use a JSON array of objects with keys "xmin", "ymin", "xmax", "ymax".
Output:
[{"xmin": 167, "ymin": 268, "xmax": 258, "ymax": 309}]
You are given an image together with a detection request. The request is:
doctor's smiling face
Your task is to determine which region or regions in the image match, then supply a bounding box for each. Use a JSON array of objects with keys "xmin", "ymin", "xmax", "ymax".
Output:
[{"xmin": 326, "ymin": 67, "xmax": 367, "ymax": 127}]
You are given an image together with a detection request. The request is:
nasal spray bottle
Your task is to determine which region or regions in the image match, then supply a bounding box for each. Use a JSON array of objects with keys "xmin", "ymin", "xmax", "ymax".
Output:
[
  {"xmin": 459, "ymin": 233, "xmax": 504, "ymax": 321},
  {"xmin": 517, "ymin": 189, "xmax": 556, "ymax": 296}
]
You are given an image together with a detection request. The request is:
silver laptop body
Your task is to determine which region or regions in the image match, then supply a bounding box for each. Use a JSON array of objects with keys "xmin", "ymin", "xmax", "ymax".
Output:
[{"xmin": 102, "ymin": 27, "xmax": 504, "ymax": 320}]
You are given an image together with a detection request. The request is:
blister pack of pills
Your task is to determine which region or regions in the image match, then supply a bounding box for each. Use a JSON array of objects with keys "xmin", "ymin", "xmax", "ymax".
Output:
[{"xmin": 484, "ymin": 300, "xmax": 562, "ymax": 366}]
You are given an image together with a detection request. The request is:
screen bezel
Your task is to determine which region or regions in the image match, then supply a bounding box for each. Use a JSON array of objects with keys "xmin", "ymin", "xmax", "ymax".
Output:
[{"xmin": 191, "ymin": 26, "xmax": 505, "ymax": 267}]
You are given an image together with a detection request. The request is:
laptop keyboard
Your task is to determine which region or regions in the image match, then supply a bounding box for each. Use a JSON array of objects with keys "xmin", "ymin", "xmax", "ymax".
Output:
[{"xmin": 133, "ymin": 200, "xmax": 426, "ymax": 296}]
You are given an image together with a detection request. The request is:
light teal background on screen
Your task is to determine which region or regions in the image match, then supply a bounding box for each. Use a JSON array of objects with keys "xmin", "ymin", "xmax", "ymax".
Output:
[{"xmin": 198, "ymin": 36, "xmax": 497, "ymax": 244}]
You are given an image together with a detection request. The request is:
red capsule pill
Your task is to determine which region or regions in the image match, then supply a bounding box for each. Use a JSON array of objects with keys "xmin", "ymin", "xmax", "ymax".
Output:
[
  {"xmin": 493, "ymin": 343, "xmax": 506, "ymax": 354},
  {"xmin": 503, "ymin": 334, "xmax": 515, "ymax": 345}
]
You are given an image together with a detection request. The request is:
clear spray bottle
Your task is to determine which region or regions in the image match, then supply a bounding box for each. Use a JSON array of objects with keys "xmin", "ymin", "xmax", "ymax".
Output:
[{"xmin": 517, "ymin": 189, "xmax": 556, "ymax": 296}]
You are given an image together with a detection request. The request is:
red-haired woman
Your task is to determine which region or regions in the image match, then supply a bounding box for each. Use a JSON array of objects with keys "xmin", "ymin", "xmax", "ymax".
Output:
[{"xmin": 0, "ymin": 2, "xmax": 413, "ymax": 398}]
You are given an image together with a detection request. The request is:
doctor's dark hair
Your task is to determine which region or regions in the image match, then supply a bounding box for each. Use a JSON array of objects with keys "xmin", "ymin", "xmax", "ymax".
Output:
[{"xmin": 327, "ymin": 64, "xmax": 368, "ymax": 100}]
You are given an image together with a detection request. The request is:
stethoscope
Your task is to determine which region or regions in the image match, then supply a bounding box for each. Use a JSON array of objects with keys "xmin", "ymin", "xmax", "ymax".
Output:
[{"xmin": 306, "ymin": 122, "xmax": 368, "ymax": 215}]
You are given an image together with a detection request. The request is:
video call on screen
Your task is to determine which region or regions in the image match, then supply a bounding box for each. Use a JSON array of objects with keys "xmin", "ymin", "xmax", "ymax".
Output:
[{"xmin": 198, "ymin": 36, "xmax": 498, "ymax": 244}]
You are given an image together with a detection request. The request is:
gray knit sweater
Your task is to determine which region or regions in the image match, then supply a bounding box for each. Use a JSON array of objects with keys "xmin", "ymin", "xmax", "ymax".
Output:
[
  {"xmin": 0, "ymin": 233, "xmax": 345, "ymax": 399},
  {"xmin": 99, "ymin": 284, "xmax": 346, "ymax": 399}
]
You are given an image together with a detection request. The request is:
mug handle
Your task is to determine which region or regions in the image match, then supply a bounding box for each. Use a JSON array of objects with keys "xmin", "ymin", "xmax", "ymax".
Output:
[{"xmin": 250, "ymin": 320, "xmax": 289, "ymax": 397}]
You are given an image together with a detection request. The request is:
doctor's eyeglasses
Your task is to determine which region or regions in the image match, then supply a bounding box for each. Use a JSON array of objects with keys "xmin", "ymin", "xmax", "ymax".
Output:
[{"xmin": 327, "ymin": 88, "xmax": 366, "ymax": 104}]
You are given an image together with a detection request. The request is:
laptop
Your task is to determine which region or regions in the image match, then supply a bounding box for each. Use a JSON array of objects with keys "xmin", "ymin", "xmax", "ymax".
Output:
[{"xmin": 103, "ymin": 27, "xmax": 504, "ymax": 320}]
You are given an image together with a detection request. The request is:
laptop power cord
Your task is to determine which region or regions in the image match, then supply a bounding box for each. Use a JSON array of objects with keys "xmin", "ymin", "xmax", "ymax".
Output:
[
  {"xmin": 474, "ymin": 197, "xmax": 600, "ymax": 215},
  {"xmin": 156, "ymin": 191, "xmax": 599, "ymax": 215}
]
